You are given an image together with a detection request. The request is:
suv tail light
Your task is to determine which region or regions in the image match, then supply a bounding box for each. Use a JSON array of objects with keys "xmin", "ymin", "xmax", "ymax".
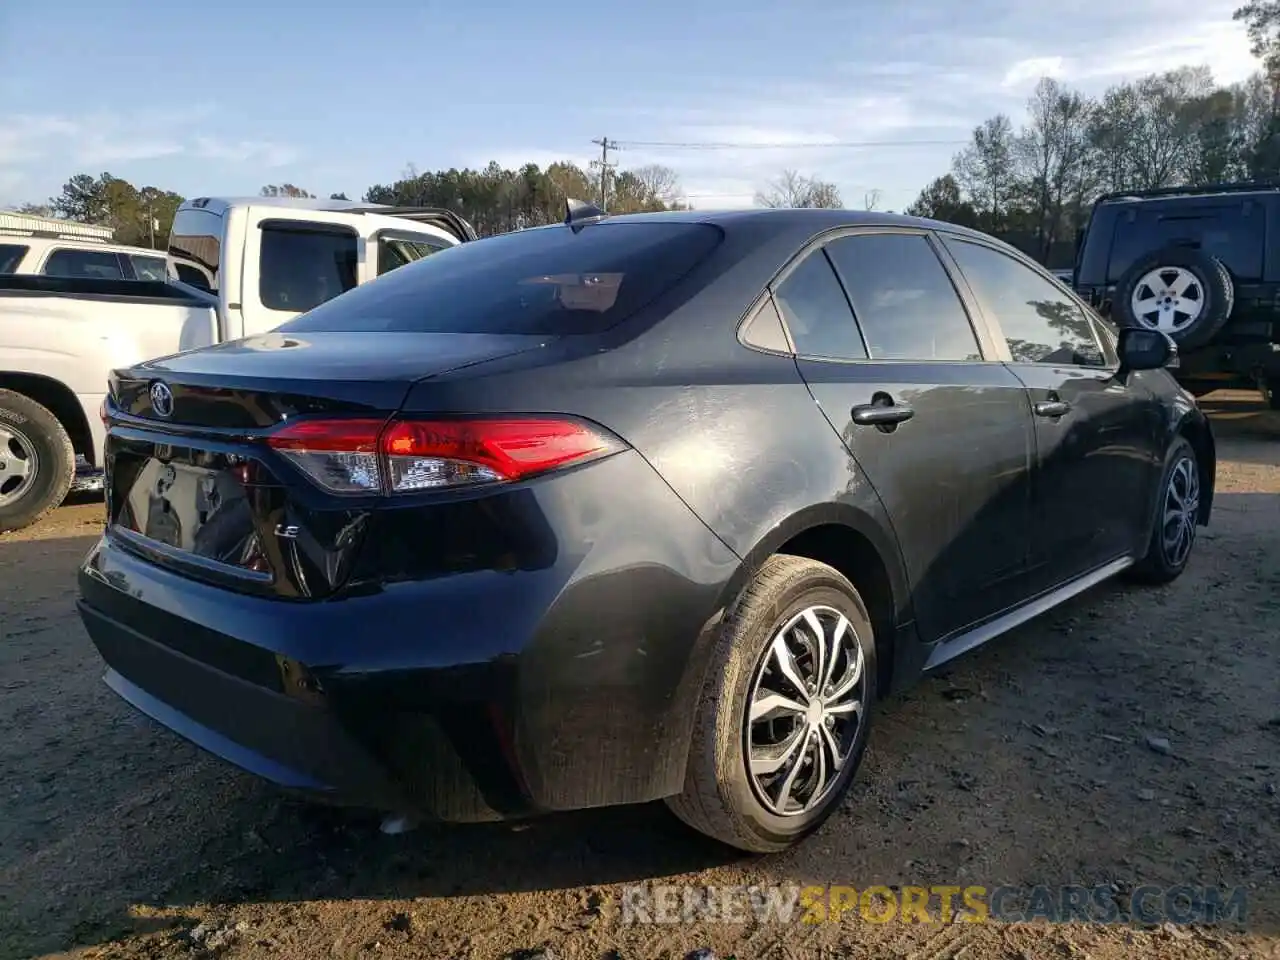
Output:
[{"xmin": 265, "ymin": 417, "xmax": 625, "ymax": 495}]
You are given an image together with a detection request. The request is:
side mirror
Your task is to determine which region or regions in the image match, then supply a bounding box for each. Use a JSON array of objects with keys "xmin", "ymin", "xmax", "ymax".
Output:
[{"xmin": 1117, "ymin": 326, "xmax": 1176, "ymax": 374}]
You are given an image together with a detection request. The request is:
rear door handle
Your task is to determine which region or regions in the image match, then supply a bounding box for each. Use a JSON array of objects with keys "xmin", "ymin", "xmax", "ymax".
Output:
[
  {"xmin": 851, "ymin": 403, "xmax": 915, "ymax": 426},
  {"xmin": 1033, "ymin": 400, "xmax": 1071, "ymax": 418}
]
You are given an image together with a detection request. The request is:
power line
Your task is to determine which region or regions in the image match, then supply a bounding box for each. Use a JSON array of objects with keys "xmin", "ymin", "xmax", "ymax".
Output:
[{"xmin": 615, "ymin": 138, "xmax": 966, "ymax": 150}]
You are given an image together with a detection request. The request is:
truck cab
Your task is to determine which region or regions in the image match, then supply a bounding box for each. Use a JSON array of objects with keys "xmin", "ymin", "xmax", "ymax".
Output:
[{"xmin": 166, "ymin": 196, "xmax": 476, "ymax": 342}]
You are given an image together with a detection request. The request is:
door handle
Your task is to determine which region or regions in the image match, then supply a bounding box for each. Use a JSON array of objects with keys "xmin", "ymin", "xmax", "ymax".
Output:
[
  {"xmin": 1033, "ymin": 400, "xmax": 1071, "ymax": 418},
  {"xmin": 851, "ymin": 403, "xmax": 915, "ymax": 427}
]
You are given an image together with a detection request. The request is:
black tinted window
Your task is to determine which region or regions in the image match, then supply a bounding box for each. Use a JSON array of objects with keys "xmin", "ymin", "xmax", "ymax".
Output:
[
  {"xmin": 1109, "ymin": 204, "xmax": 1263, "ymax": 282},
  {"xmin": 284, "ymin": 222, "xmax": 722, "ymax": 335},
  {"xmin": 260, "ymin": 225, "xmax": 358, "ymax": 313},
  {"xmin": 947, "ymin": 240, "xmax": 1105, "ymax": 366},
  {"xmin": 43, "ymin": 249, "xmax": 124, "ymax": 279},
  {"xmin": 826, "ymin": 233, "xmax": 981, "ymax": 361},
  {"xmin": 378, "ymin": 235, "xmax": 449, "ymax": 276},
  {"xmin": 774, "ymin": 251, "xmax": 865, "ymax": 360},
  {"xmin": 168, "ymin": 209, "xmax": 223, "ymax": 294},
  {"xmin": 0, "ymin": 243, "xmax": 28, "ymax": 273}
]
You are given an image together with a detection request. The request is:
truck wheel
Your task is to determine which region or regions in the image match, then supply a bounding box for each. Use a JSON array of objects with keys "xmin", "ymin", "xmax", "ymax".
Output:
[
  {"xmin": 1113, "ymin": 247, "xmax": 1234, "ymax": 350},
  {"xmin": 1264, "ymin": 378, "xmax": 1280, "ymax": 412},
  {"xmin": 0, "ymin": 389, "xmax": 75, "ymax": 533}
]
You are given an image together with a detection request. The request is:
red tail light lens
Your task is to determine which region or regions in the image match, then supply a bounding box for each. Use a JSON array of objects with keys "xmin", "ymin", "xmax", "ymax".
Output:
[{"xmin": 266, "ymin": 417, "xmax": 623, "ymax": 495}]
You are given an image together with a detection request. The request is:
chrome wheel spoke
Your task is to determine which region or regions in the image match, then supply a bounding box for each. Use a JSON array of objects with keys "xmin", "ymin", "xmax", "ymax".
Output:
[
  {"xmin": 826, "ymin": 642, "xmax": 864, "ymax": 704},
  {"xmin": 1161, "ymin": 456, "xmax": 1199, "ymax": 567},
  {"xmin": 825, "ymin": 699, "xmax": 862, "ymax": 718},
  {"xmin": 818, "ymin": 721, "xmax": 844, "ymax": 774},
  {"xmin": 768, "ymin": 634, "xmax": 809, "ymax": 700},
  {"xmin": 750, "ymin": 691, "xmax": 807, "ymax": 724},
  {"xmin": 773, "ymin": 729, "xmax": 811, "ymax": 809},
  {"xmin": 750, "ymin": 724, "xmax": 807, "ymax": 777},
  {"xmin": 0, "ymin": 424, "xmax": 38, "ymax": 507}
]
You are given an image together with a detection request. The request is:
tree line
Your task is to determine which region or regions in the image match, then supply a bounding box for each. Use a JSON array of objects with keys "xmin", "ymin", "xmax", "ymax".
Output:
[{"xmin": 905, "ymin": 2, "xmax": 1280, "ymax": 266}]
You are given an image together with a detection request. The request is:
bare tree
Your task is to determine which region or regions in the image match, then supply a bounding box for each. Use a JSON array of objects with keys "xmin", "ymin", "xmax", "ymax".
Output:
[
  {"xmin": 755, "ymin": 169, "xmax": 842, "ymax": 208},
  {"xmin": 630, "ymin": 164, "xmax": 682, "ymax": 206},
  {"xmin": 863, "ymin": 188, "xmax": 883, "ymax": 211},
  {"xmin": 953, "ymin": 114, "xmax": 1016, "ymax": 230},
  {"xmin": 1015, "ymin": 78, "xmax": 1095, "ymax": 262}
]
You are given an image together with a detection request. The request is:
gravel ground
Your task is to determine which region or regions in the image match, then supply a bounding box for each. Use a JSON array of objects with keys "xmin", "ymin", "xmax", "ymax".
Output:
[{"xmin": 1, "ymin": 391, "xmax": 1278, "ymax": 960}]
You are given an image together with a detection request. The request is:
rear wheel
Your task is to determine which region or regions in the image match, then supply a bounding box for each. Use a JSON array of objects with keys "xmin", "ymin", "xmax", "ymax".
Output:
[
  {"xmin": 666, "ymin": 555, "xmax": 875, "ymax": 853},
  {"xmin": 1129, "ymin": 437, "xmax": 1201, "ymax": 585},
  {"xmin": 0, "ymin": 390, "xmax": 75, "ymax": 533},
  {"xmin": 1263, "ymin": 377, "xmax": 1280, "ymax": 411}
]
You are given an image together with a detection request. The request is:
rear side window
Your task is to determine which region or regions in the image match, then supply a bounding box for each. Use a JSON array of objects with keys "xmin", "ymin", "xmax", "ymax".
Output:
[
  {"xmin": 169, "ymin": 209, "xmax": 224, "ymax": 294},
  {"xmin": 283, "ymin": 222, "xmax": 723, "ymax": 335},
  {"xmin": 773, "ymin": 250, "xmax": 866, "ymax": 360},
  {"xmin": 259, "ymin": 224, "xmax": 358, "ymax": 313},
  {"xmin": 130, "ymin": 254, "xmax": 167, "ymax": 281},
  {"xmin": 1109, "ymin": 204, "xmax": 1263, "ymax": 282},
  {"xmin": 42, "ymin": 248, "xmax": 125, "ymax": 279},
  {"xmin": 0, "ymin": 243, "xmax": 28, "ymax": 272},
  {"xmin": 378, "ymin": 234, "xmax": 449, "ymax": 276},
  {"xmin": 825, "ymin": 233, "xmax": 982, "ymax": 361}
]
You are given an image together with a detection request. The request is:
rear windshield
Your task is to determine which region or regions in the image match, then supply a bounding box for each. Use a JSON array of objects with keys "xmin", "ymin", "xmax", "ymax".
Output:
[{"xmin": 281, "ymin": 221, "xmax": 723, "ymax": 336}]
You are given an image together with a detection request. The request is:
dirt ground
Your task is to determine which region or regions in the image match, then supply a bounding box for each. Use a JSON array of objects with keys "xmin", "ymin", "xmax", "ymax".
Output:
[{"xmin": 2, "ymin": 391, "xmax": 1278, "ymax": 960}]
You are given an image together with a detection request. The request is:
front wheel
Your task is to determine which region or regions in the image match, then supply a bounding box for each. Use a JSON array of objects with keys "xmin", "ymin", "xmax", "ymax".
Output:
[
  {"xmin": 0, "ymin": 389, "xmax": 75, "ymax": 533},
  {"xmin": 1129, "ymin": 437, "xmax": 1201, "ymax": 585},
  {"xmin": 665, "ymin": 555, "xmax": 876, "ymax": 853}
]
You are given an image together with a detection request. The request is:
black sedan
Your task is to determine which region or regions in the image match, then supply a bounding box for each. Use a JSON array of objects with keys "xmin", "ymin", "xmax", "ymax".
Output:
[{"xmin": 77, "ymin": 205, "xmax": 1214, "ymax": 853}]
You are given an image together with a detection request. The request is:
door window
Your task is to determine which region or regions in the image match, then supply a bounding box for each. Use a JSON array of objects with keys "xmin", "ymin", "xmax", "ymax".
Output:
[
  {"xmin": 947, "ymin": 239, "xmax": 1106, "ymax": 367},
  {"xmin": 42, "ymin": 248, "xmax": 125, "ymax": 279},
  {"xmin": 259, "ymin": 224, "xmax": 358, "ymax": 313},
  {"xmin": 825, "ymin": 233, "xmax": 982, "ymax": 361},
  {"xmin": 773, "ymin": 250, "xmax": 865, "ymax": 360},
  {"xmin": 0, "ymin": 243, "xmax": 28, "ymax": 273}
]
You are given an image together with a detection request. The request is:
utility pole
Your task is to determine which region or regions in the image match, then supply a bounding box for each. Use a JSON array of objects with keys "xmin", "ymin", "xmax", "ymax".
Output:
[{"xmin": 591, "ymin": 136, "xmax": 617, "ymax": 212}]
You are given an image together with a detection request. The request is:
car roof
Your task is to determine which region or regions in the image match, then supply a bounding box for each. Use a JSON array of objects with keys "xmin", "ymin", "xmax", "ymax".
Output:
[
  {"xmin": 602, "ymin": 207, "xmax": 985, "ymax": 237},
  {"xmin": 179, "ymin": 196, "xmax": 389, "ymax": 216}
]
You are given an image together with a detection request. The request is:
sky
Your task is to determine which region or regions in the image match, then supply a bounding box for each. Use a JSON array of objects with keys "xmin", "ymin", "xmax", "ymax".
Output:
[{"xmin": 0, "ymin": 0, "xmax": 1262, "ymax": 214}]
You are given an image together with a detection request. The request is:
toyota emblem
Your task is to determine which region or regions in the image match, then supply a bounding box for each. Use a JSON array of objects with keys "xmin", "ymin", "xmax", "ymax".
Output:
[{"xmin": 150, "ymin": 381, "xmax": 174, "ymax": 418}]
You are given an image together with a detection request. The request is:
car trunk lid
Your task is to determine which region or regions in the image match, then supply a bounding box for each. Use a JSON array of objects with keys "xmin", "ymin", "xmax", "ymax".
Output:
[{"xmin": 104, "ymin": 330, "xmax": 549, "ymax": 599}]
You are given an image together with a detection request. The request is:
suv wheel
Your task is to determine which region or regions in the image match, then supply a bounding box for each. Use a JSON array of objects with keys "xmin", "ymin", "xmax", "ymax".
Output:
[
  {"xmin": 1114, "ymin": 247, "xmax": 1234, "ymax": 350},
  {"xmin": 666, "ymin": 554, "xmax": 876, "ymax": 853},
  {"xmin": 1129, "ymin": 437, "xmax": 1201, "ymax": 585},
  {"xmin": 0, "ymin": 389, "xmax": 76, "ymax": 533}
]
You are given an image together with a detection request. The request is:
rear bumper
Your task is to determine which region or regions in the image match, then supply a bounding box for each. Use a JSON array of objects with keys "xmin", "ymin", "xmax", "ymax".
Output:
[{"xmin": 77, "ymin": 450, "xmax": 741, "ymax": 821}]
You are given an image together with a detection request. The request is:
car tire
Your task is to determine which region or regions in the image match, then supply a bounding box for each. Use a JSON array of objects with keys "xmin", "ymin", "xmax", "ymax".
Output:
[
  {"xmin": 1128, "ymin": 437, "xmax": 1201, "ymax": 585},
  {"xmin": 1113, "ymin": 247, "xmax": 1234, "ymax": 350},
  {"xmin": 0, "ymin": 389, "xmax": 75, "ymax": 534},
  {"xmin": 665, "ymin": 554, "xmax": 876, "ymax": 853}
]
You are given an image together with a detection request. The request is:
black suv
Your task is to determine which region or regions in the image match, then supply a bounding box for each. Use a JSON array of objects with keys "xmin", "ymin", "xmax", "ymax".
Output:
[{"xmin": 1074, "ymin": 182, "xmax": 1280, "ymax": 408}]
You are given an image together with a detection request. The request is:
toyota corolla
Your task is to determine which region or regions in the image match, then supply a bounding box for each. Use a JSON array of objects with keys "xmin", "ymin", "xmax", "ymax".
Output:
[{"xmin": 77, "ymin": 206, "xmax": 1214, "ymax": 852}]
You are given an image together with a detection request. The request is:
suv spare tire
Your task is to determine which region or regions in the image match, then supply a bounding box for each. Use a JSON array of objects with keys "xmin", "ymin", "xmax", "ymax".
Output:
[{"xmin": 1113, "ymin": 247, "xmax": 1234, "ymax": 350}]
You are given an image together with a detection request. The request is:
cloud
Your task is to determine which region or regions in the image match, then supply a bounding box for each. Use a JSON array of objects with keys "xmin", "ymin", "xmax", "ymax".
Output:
[
  {"xmin": 0, "ymin": 106, "xmax": 301, "ymax": 203},
  {"xmin": 557, "ymin": 0, "xmax": 1257, "ymax": 212},
  {"xmin": 193, "ymin": 137, "xmax": 298, "ymax": 168},
  {"xmin": 1003, "ymin": 57, "xmax": 1067, "ymax": 89}
]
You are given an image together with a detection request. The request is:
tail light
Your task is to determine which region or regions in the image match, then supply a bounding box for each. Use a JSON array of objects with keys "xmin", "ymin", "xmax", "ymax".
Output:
[{"xmin": 265, "ymin": 417, "xmax": 625, "ymax": 495}]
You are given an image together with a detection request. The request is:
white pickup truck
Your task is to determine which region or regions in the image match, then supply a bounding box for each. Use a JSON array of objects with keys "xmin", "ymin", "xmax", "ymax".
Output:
[{"xmin": 0, "ymin": 196, "xmax": 476, "ymax": 532}]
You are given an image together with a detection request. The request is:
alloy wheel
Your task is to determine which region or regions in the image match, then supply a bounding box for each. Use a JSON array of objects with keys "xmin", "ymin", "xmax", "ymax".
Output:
[
  {"xmin": 1130, "ymin": 267, "xmax": 1204, "ymax": 334},
  {"xmin": 744, "ymin": 605, "xmax": 866, "ymax": 817},
  {"xmin": 0, "ymin": 423, "xmax": 38, "ymax": 508},
  {"xmin": 1162, "ymin": 455, "xmax": 1200, "ymax": 568}
]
